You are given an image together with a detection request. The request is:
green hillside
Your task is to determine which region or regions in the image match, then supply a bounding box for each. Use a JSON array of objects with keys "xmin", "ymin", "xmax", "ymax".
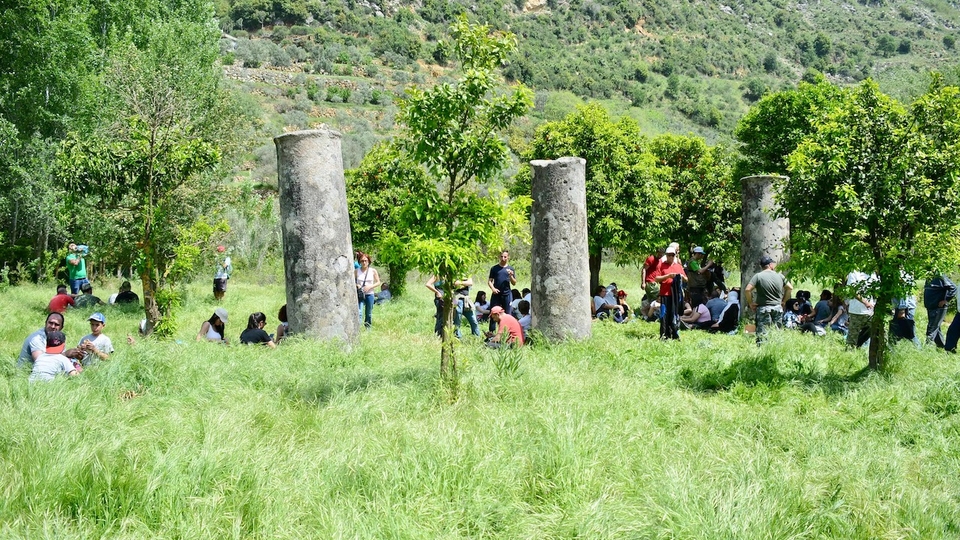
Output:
[{"xmin": 217, "ymin": 0, "xmax": 960, "ymax": 184}]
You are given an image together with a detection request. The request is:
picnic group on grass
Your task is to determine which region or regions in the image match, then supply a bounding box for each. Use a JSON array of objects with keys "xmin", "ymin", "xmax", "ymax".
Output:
[{"xmin": 14, "ymin": 242, "xmax": 960, "ymax": 381}]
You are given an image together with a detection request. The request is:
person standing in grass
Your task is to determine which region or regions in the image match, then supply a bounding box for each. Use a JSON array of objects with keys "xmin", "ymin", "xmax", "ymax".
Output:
[
  {"xmin": 18, "ymin": 312, "xmax": 66, "ymax": 368},
  {"xmin": 65, "ymin": 243, "xmax": 89, "ymax": 295},
  {"xmin": 651, "ymin": 246, "xmax": 687, "ymax": 340},
  {"xmin": 197, "ymin": 308, "xmax": 228, "ymax": 343},
  {"xmin": 487, "ymin": 250, "xmax": 517, "ymax": 331},
  {"xmin": 239, "ymin": 312, "xmax": 276, "ymax": 348},
  {"xmin": 845, "ymin": 270, "xmax": 875, "ymax": 348},
  {"xmin": 744, "ymin": 255, "xmax": 792, "ymax": 345},
  {"xmin": 356, "ymin": 252, "xmax": 382, "ymax": 329},
  {"xmin": 213, "ymin": 245, "xmax": 232, "ymax": 302},
  {"xmin": 77, "ymin": 312, "xmax": 114, "ymax": 365},
  {"xmin": 29, "ymin": 331, "xmax": 80, "ymax": 382},
  {"xmin": 923, "ymin": 274, "xmax": 956, "ymax": 348}
]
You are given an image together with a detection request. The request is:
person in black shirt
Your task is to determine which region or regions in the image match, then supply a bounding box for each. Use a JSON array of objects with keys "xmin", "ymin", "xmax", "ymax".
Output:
[
  {"xmin": 113, "ymin": 281, "xmax": 140, "ymax": 305},
  {"xmin": 239, "ymin": 312, "xmax": 276, "ymax": 348},
  {"xmin": 487, "ymin": 250, "xmax": 517, "ymax": 332}
]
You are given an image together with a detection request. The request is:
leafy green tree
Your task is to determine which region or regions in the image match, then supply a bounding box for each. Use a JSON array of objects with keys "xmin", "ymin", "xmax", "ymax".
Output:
[
  {"xmin": 391, "ymin": 16, "xmax": 532, "ymax": 389},
  {"xmin": 346, "ymin": 143, "xmax": 433, "ymax": 297},
  {"xmin": 520, "ymin": 103, "xmax": 676, "ymax": 290},
  {"xmin": 648, "ymin": 134, "xmax": 740, "ymax": 264},
  {"xmin": 734, "ymin": 78, "xmax": 844, "ymax": 178},
  {"xmin": 57, "ymin": 17, "xmax": 243, "ymax": 335},
  {"xmin": 784, "ymin": 77, "xmax": 960, "ymax": 369}
]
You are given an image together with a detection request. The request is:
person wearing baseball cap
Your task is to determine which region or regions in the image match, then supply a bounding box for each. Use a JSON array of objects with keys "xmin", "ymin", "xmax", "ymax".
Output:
[
  {"xmin": 17, "ymin": 312, "xmax": 66, "ymax": 368},
  {"xmin": 78, "ymin": 312, "xmax": 114, "ymax": 365},
  {"xmin": 29, "ymin": 330, "xmax": 80, "ymax": 382},
  {"xmin": 485, "ymin": 305, "xmax": 524, "ymax": 348},
  {"xmin": 744, "ymin": 255, "xmax": 793, "ymax": 345}
]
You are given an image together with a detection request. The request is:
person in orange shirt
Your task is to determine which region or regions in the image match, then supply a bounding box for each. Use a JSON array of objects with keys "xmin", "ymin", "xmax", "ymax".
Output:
[
  {"xmin": 486, "ymin": 306, "xmax": 524, "ymax": 348},
  {"xmin": 651, "ymin": 246, "xmax": 688, "ymax": 340}
]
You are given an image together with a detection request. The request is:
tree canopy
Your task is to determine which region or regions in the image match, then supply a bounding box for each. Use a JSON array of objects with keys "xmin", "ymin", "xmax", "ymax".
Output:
[{"xmin": 783, "ymin": 76, "xmax": 960, "ymax": 368}]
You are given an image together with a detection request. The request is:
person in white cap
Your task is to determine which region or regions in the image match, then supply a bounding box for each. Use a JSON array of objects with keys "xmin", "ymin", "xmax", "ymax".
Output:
[
  {"xmin": 651, "ymin": 246, "xmax": 687, "ymax": 340},
  {"xmin": 78, "ymin": 312, "xmax": 114, "ymax": 365}
]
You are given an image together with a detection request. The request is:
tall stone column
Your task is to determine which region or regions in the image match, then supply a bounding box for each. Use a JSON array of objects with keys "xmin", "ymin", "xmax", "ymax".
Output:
[
  {"xmin": 274, "ymin": 129, "xmax": 359, "ymax": 343},
  {"xmin": 740, "ymin": 175, "xmax": 790, "ymax": 304},
  {"xmin": 530, "ymin": 157, "xmax": 592, "ymax": 341}
]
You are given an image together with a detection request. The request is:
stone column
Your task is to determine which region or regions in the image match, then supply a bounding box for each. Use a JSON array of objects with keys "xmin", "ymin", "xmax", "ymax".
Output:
[
  {"xmin": 275, "ymin": 129, "xmax": 359, "ymax": 343},
  {"xmin": 740, "ymin": 175, "xmax": 790, "ymax": 304},
  {"xmin": 529, "ymin": 157, "xmax": 592, "ymax": 341}
]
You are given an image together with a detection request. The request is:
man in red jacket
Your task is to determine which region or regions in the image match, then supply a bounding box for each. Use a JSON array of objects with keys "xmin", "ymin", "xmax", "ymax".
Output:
[{"xmin": 651, "ymin": 246, "xmax": 687, "ymax": 340}]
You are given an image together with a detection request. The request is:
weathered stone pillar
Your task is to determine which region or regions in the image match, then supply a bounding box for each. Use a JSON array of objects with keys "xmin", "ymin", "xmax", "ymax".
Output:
[
  {"xmin": 741, "ymin": 175, "xmax": 790, "ymax": 303},
  {"xmin": 275, "ymin": 129, "xmax": 359, "ymax": 343},
  {"xmin": 530, "ymin": 157, "xmax": 592, "ymax": 341}
]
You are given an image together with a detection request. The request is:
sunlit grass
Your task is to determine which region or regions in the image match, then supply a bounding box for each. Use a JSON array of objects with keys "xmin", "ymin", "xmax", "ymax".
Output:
[{"xmin": 2, "ymin": 271, "xmax": 960, "ymax": 538}]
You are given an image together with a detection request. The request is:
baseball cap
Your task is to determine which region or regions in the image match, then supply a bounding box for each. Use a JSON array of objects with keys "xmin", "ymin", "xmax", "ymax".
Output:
[
  {"xmin": 89, "ymin": 312, "xmax": 106, "ymax": 324},
  {"xmin": 759, "ymin": 255, "xmax": 775, "ymax": 267},
  {"xmin": 490, "ymin": 306, "xmax": 504, "ymax": 315},
  {"xmin": 46, "ymin": 331, "xmax": 66, "ymax": 354},
  {"xmin": 665, "ymin": 247, "xmax": 677, "ymax": 255},
  {"xmin": 693, "ymin": 246, "xmax": 705, "ymax": 254},
  {"xmin": 214, "ymin": 307, "xmax": 229, "ymax": 324}
]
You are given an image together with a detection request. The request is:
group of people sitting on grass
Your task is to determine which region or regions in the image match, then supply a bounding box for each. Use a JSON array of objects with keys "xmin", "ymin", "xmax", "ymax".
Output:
[
  {"xmin": 196, "ymin": 305, "xmax": 291, "ymax": 348},
  {"xmin": 17, "ymin": 311, "xmax": 115, "ymax": 382}
]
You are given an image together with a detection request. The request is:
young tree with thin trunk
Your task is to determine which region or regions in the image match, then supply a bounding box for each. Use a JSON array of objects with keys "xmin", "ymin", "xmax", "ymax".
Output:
[{"xmin": 390, "ymin": 15, "xmax": 532, "ymax": 392}]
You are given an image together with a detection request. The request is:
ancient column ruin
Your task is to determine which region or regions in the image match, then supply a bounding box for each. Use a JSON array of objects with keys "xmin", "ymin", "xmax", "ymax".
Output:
[
  {"xmin": 740, "ymin": 175, "xmax": 790, "ymax": 299},
  {"xmin": 274, "ymin": 129, "xmax": 359, "ymax": 343},
  {"xmin": 530, "ymin": 157, "xmax": 592, "ymax": 341}
]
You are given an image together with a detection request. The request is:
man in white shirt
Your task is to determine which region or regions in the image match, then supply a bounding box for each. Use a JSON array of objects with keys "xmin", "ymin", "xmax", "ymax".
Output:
[
  {"xmin": 17, "ymin": 312, "xmax": 65, "ymax": 368},
  {"xmin": 846, "ymin": 271, "xmax": 876, "ymax": 348}
]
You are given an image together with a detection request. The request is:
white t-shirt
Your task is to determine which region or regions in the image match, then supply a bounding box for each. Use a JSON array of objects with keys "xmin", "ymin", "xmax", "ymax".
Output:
[
  {"xmin": 78, "ymin": 333, "xmax": 115, "ymax": 364},
  {"xmin": 846, "ymin": 271, "xmax": 875, "ymax": 315},
  {"xmin": 30, "ymin": 353, "xmax": 75, "ymax": 382}
]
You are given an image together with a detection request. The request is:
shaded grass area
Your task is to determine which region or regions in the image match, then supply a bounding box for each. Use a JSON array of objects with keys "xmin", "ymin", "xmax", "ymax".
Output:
[{"xmin": 3, "ymin": 276, "xmax": 960, "ymax": 537}]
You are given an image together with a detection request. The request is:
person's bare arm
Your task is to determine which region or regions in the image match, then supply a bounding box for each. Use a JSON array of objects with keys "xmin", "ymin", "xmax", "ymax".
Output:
[
  {"xmin": 197, "ymin": 321, "xmax": 211, "ymax": 342},
  {"xmin": 744, "ymin": 283, "xmax": 756, "ymax": 310},
  {"xmin": 426, "ymin": 275, "xmax": 442, "ymax": 298}
]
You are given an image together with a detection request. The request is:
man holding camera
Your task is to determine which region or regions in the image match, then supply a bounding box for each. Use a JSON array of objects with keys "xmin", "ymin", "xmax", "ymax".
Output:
[{"xmin": 66, "ymin": 243, "xmax": 89, "ymax": 295}]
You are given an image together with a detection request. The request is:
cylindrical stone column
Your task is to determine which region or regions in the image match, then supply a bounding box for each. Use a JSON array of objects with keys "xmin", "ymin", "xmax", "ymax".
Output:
[
  {"xmin": 740, "ymin": 175, "xmax": 790, "ymax": 308},
  {"xmin": 275, "ymin": 129, "xmax": 359, "ymax": 343},
  {"xmin": 530, "ymin": 157, "xmax": 592, "ymax": 341}
]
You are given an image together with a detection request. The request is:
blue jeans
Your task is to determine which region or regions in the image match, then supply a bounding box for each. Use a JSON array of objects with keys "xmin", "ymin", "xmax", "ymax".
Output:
[
  {"xmin": 457, "ymin": 298, "xmax": 480, "ymax": 337},
  {"xmin": 69, "ymin": 278, "xmax": 89, "ymax": 295},
  {"xmin": 926, "ymin": 307, "xmax": 948, "ymax": 347},
  {"xmin": 359, "ymin": 293, "xmax": 374, "ymax": 328}
]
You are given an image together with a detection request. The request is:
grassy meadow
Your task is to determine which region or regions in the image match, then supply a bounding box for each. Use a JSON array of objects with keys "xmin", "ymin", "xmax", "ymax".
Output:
[{"xmin": 3, "ymin": 267, "xmax": 960, "ymax": 538}]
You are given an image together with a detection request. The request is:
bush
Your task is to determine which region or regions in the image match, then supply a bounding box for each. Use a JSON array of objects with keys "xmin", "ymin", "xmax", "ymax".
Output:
[{"xmin": 945, "ymin": 35, "xmax": 956, "ymax": 50}]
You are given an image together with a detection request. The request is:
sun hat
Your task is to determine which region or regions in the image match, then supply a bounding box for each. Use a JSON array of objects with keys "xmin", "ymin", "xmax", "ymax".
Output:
[{"xmin": 214, "ymin": 307, "xmax": 229, "ymax": 324}]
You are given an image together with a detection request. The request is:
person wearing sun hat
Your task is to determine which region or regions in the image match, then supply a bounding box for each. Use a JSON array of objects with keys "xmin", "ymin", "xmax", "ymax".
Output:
[
  {"xmin": 29, "ymin": 331, "xmax": 80, "ymax": 382},
  {"xmin": 197, "ymin": 307, "xmax": 229, "ymax": 343},
  {"xmin": 78, "ymin": 312, "xmax": 114, "ymax": 365}
]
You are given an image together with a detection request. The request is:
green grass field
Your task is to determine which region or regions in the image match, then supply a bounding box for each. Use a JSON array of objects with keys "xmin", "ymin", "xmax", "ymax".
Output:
[{"xmin": 3, "ymin": 270, "xmax": 960, "ymax": 538}]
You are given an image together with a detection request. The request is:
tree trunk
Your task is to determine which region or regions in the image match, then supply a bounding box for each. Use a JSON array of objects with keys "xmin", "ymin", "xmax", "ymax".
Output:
[
  {"xmin": 439, "ymin": 288, "xmax": 458, "ymax": 395},
  {"xmin": 589, "ymin": 251, "xmax": 602, "ymax": 294},
  {"xmin": 868, "ymin": 295, "xmax": 890, "ymax": 370},
  {"xmin": 386, "ymin": 261, "xmax": 408, "ymax": 297}
]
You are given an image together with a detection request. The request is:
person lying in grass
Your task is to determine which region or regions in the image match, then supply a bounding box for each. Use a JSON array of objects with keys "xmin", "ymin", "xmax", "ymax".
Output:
[
  {"xmin": 240, "ymin": 312, "xmax": 276, "ymax": 348},
  {"xmin": 29, "ymin": 331, "xmax": 80, "ymax": 383}
]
